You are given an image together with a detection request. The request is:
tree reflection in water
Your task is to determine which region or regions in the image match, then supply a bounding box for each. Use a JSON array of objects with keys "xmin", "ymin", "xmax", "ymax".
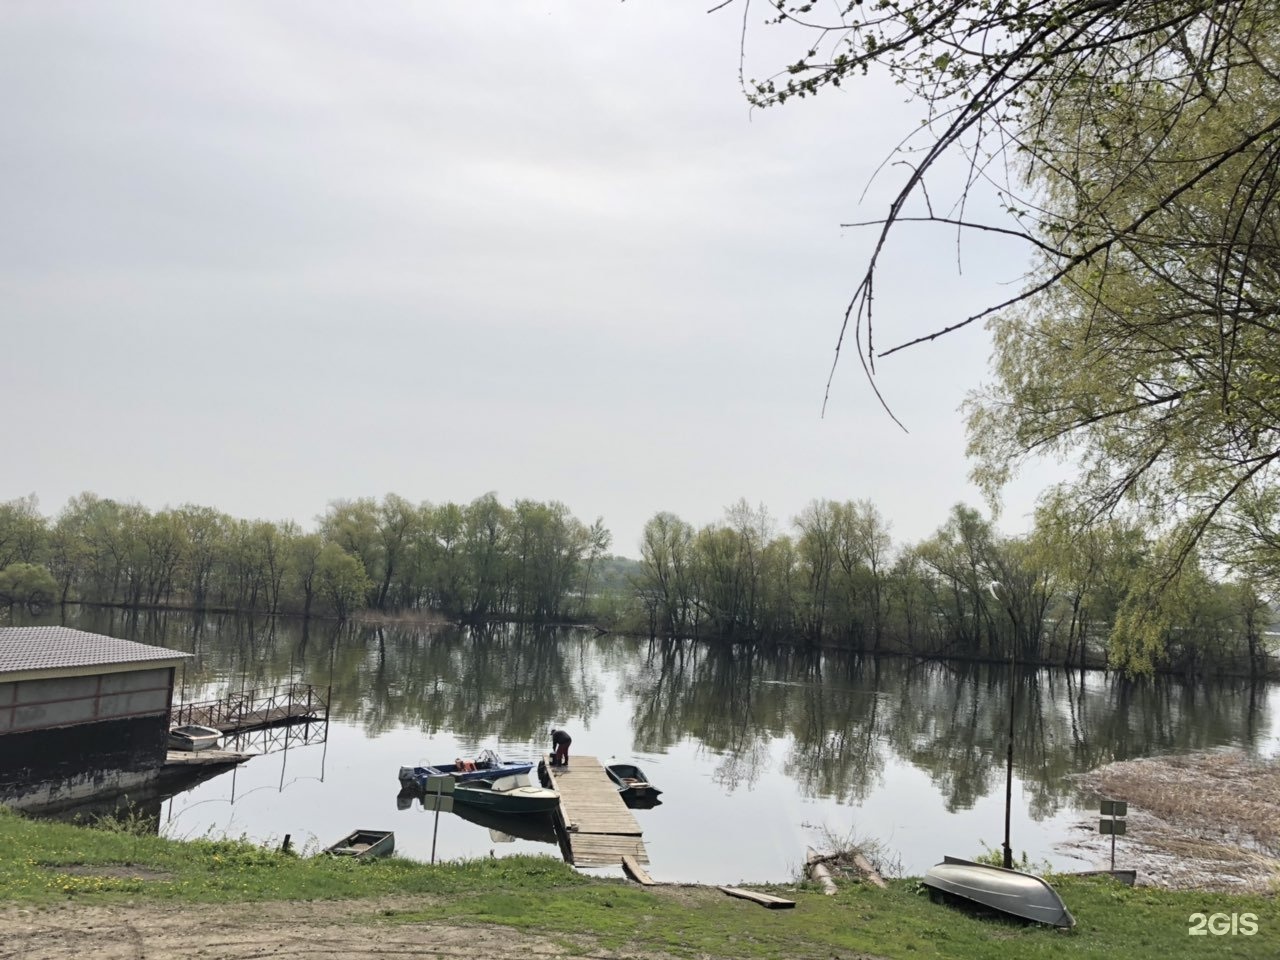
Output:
[{"xmin": 40, "ymin": 608, "xmax": 1279, "ymax": 819}]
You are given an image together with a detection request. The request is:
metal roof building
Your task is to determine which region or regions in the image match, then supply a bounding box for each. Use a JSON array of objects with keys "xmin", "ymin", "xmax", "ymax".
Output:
[
  {"xmin": 0, "ymin": 626, "xmax": 189, "ymax": 680},
  {"xmin": 0, "ymin": 626, "xmax": 190, "ymax": 812}
]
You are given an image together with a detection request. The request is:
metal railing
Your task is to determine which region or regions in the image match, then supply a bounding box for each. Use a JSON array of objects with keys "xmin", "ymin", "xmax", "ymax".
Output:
[{"xmin": 171, "ymin": 682, "xmax": 330, "ymax": 734}]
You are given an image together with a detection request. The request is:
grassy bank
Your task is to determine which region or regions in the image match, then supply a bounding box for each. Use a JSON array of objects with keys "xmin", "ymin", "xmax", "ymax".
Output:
[{"xmin": 1, "ymin": 808, "xmax": 1274, "ymax": 959}]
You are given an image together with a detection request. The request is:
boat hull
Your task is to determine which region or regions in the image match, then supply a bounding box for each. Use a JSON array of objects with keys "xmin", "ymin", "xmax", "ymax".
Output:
[
  {"xmin": 606, "ymin": 763, "xmax": 663, "ymax": 800},
  {"xmin": 324, "ymin": 829, "xmax": 395, "ymax": 859},
  {"xmin": 922, "ymin": 857, "xmax": 1075, "ymax": 928},
  {"xmin": 168, "ymin": 724, "xmax": 222, "ymax": 751},
  {"xmin": 451, "ymin": 779, "xmax": 561, "ymax": 815},
  {"xmin": 398, "ymin": 760, "xmax": 534, "ymax": 790}
]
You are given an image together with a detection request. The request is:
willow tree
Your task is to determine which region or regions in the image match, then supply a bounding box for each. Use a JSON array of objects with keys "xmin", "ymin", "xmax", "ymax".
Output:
[
  {"xmin": 963, "ymin": 13, "xmax": 1280, "ymax": 669},
  {"xmin": 733, "ymin": 2, "xmax": 1274, "ymax": 360},
  {"xmin": 727, "ymin": 2, "xmax": 1280, "ymax": 670}
]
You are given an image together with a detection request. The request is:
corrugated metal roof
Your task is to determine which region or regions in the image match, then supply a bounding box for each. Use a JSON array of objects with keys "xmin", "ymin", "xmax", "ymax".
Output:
[{"xmin": 0, "ymin": 626, "xmax": 190, "ymax": 675}]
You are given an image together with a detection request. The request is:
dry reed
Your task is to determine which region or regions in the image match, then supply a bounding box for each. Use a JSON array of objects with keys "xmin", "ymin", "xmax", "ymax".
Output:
[{"xmin": 1072, "ymin": 750, "xmax": 1280, "ymax": 891}]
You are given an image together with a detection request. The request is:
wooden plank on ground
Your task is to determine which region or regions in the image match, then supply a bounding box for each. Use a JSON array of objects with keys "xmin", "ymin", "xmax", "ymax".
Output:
[
  {"xmin": 718, "ymin": 886, "xmax": 796, "ymax": 909},
  {"xmin": 622, "ymin": 854, "xmax": 655, "ymax": 885}
]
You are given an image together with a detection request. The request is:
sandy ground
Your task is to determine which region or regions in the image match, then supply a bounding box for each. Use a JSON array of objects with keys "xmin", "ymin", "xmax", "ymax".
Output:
[
  {"xmin": 0, "ymin": 896, "xmax": 663, "ymax": 960},
  {"xmin": 1061, "ymin": 749, "xmax": 1280, "ymax": 893}
]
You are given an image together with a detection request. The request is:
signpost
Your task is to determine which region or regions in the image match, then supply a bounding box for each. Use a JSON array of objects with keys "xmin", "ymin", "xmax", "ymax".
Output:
[
  {"xmin": 1099, "ymin": 799, "xmax": 1128, "ymax": 871},
  {"xmin": 988, "ymin": 580, "xmax": 1018, "ymax": 870},
  {"xmin": 422, "ymin": 774, "xmax": 455, "ymax": 864}
]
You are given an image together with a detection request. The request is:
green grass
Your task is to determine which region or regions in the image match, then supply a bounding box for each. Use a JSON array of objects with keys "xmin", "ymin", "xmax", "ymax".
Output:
[
  {"xmin": 386, "ymin": 877, "xmax": 1277, "ymax": 960},
  {"xmin": 0, "ymin": 806, "xmax": 583, "ymax": 902},
  {"xmin": 1, "ymin": 807, "xmax": 1274, "ymax": 958}
]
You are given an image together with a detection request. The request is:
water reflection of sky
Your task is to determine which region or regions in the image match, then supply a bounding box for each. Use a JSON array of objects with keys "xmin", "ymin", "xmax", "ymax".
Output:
[
  {"xmin": 157, "ymin": 637, "xmax": 1280, "ymax": 884},
  {"xmin": 42, "ymin": 605, "xmax": 1278, "ymax": 882}
]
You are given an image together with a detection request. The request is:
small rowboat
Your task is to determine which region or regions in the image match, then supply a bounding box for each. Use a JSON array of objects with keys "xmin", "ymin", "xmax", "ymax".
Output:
[
  {"xmin": 606, "ymin": 763, "xmax": 663, "ymax": 800},
  {"xmin": 168, "ymin": 724, "xmax": 222, "ymax": 751},
  {"xmin": 324, "ymin": 829, "xmax": 395, "ymax": 859},
  {"xmin": 922, "ymin": 856, "xmax": 1075, "ymax": 928}
]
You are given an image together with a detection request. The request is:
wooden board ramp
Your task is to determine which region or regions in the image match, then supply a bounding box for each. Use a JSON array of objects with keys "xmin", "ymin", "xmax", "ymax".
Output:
[
  {"xmin": 541, "ymin": 756, "xmax": 648, "ymax": 868},
  {"xmin": 718, "ymin": 886, "xmax": 796, "ymax": 909},
  {"xmin": 622, "ymin": 854, "xmax": 655, "ymax": 886}
]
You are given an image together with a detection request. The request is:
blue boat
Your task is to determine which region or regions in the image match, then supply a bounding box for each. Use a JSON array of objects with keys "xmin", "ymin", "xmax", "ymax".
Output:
[{"xmin": 398, "ymin": 748, "xmax": 534, "ymax": 791}]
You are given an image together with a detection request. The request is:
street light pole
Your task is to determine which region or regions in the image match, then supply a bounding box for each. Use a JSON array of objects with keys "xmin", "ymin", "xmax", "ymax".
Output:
[{"xmin": 990, "ymin": 580, "xmax": 1016, "ymax": 870}]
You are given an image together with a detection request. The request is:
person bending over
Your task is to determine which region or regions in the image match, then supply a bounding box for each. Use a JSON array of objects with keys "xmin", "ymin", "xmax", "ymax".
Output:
[{"xmin": 549, "ymin": 727, "xmax": 572, "ymax": 767}]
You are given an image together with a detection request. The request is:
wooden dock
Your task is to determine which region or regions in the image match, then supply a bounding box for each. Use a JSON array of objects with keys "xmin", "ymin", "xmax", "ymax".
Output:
[
  {"xmin": 172, "ymin": 684, "xmax": 327, "ymax": 736},
  {"xmin": 197, "ymin": 704, "xmax": 317, "ymax": 733},
  {"xmin": 163, "ymin": 749, "xmax": 253, "ymax": 768},
  {"xmin": 542, "ymin": 756, "xmax": 648, "ymax": 867}
]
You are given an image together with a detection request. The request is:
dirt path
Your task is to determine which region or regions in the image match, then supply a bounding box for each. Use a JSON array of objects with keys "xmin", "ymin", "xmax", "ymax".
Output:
[
  {"xmin": 0, "ymin": 898, "xmax": 637, "ymax": 960},
  {"xmin": 1062, "ymin": 749, "xmax": 1280, "ymax": 893}
]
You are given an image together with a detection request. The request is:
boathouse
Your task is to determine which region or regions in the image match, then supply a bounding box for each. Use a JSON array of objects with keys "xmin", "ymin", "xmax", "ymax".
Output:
[{"xmin": 0, "ymin": 626, "xmax": 190, "ymax": 811}]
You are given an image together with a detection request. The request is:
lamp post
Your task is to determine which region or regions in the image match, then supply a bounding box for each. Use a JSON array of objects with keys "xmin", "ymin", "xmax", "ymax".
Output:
[{"xmin": 989, "ymin": 580, "xmax": 1017, "ymax": 870}]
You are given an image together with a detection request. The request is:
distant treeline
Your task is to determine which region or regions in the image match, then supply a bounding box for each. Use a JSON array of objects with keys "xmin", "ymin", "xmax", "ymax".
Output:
[
  {"xmin": 630, "ymin": 499, "xmax": 1274, "ymax": 678},
  {"xmin": 0, "ymin": 493, "xmax": 612, "ymax": 623},
  {"xmin": 1, "ymin": 492, "xmax": 1273, "ymax": 677}
]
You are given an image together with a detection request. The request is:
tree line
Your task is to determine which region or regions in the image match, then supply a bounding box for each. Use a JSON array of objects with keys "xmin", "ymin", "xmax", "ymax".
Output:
[
  {"xmin": 630, "ymin": 498, "xmax": 1274, "ymax": 678},
  {"xmin": 0, "ymin": 492, "xmax": 610, "ymax": 624},
  {"xmin": 1, "ymin": 491, "xmax": 1272, "ymax": 676}
]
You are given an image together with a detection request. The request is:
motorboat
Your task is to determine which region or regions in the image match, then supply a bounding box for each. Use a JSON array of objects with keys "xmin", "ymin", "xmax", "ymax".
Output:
[
  {"xmin": 451, "ymin": 774, "xmax": 560, "ymax": 814},
  {"xmin": 922, "ymin": 856, "xmax": 1075, "ymax": 928},
  {"xmin": 398, "ymin": 748, "xmax": 534, "ymax": 791},
  {"xmin": 168, "ymin": 724, "xmax": 222, "ymax": 751}
]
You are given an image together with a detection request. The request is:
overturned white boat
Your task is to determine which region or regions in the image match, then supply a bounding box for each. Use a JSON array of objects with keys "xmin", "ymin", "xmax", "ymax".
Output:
[{"xmin": 922, "ymin": 856, "xmax": 1075, "ymax": 928}]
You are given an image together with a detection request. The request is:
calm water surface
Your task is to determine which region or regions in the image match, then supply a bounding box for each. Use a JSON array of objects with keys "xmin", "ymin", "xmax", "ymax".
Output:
[{"xmin": 31, "ymin": 609, "xmax": 1280, "ymax": 883}]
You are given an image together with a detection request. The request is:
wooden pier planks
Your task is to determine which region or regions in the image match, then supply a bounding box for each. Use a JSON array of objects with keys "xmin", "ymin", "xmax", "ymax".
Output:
[
  {"xmin": 572, "ymin": 835, "xmax": 649, "ymax": 865},
  {"xmin": 163, "ymin": 749, "xmax": 252, "ymax": 767},
  {"xmin": 544, "ymin": 756, "xmax": 648, "ymax": 867},
  {"xmin": 193, "ymin": 704, "xmax": 317, "ymax": 734}
]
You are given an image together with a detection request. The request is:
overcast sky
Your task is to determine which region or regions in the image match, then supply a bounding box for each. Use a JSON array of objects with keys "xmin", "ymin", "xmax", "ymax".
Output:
[{"xmin": 1, "ymin": 1, "xmax": 1058, "ymax": 556}]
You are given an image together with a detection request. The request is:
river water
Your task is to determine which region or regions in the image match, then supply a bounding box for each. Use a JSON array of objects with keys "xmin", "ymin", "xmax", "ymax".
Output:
[{"xmin": 25, "ymin": 608, "xmax": 1280, "ymax": 883}]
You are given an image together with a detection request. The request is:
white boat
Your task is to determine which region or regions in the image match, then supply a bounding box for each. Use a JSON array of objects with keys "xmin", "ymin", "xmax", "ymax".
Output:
[
  {"xmin": 168, "ymin": 724, "xmax": 222, "ymax": 751},
  {"xmin": 451, "ymin": 774, "xmax": 561, "ymax": 814},
  {"xmin": 922, "ymin": 856, "xmax": 1075, "ymax": 928}
]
